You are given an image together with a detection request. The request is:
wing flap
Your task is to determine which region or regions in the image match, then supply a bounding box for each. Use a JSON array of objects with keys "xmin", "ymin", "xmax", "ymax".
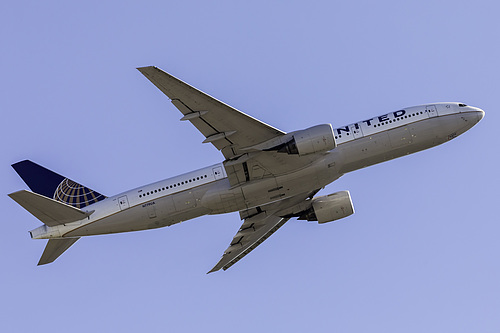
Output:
[{"xmin": 8, "ymin": 190, "xmax": 93, "ymax": 226}]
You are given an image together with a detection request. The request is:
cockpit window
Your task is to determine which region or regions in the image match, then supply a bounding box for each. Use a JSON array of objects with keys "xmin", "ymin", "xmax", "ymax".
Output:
[{"xmin": 458, "ymin": 103, "xmax": 467, "ymax": 107}]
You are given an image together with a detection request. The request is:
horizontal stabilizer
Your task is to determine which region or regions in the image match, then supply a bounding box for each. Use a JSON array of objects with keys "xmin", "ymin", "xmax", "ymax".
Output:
[
  {"xmin": 38, "ymin": 238, "xmax": 80, "ymax": 265},
  {"xmin": 8, "ymin": 190, "xmax": 93, "ymax": 226}
]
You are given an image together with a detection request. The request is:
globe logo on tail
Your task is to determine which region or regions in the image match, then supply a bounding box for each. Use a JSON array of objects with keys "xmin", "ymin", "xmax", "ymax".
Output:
[{"xmin": 53, "ymin": 178, "xmax": 106, "ymax": 209}]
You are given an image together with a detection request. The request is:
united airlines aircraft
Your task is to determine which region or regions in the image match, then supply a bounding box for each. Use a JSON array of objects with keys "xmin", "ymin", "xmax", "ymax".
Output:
[{"xmin": 8, "ymin": 66, "xmax": 484, "ymax": 272}]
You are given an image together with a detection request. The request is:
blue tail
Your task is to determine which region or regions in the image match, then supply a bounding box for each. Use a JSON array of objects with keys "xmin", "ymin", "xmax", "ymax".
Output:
[{"xmin": 12, "ymin": 160, "xmax": 106, "ymax": 209}]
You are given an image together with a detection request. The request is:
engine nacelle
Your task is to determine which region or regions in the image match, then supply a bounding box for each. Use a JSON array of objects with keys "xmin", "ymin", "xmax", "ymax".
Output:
[
  {"xmin": 300, "ymin": 191, "xmax": 354, "ymax": 223},
  {"xmin": 277, "ymin": 124, "xmax": 336, "ymax": 156}
]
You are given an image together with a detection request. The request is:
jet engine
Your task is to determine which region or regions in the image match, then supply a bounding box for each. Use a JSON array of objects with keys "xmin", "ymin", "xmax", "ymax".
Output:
[
  {"xmin": 269, "ymin": 124, "xmax": 336, "ymax": 156},
  {"xmin": 299, "ymin": 191, "xmax": 354, "ymax": 223}
]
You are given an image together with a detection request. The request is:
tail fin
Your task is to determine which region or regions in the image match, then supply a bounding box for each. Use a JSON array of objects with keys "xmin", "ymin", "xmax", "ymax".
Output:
[
  {"xmin": 12, "ymin": 160, "xmax": 106, "ymax": 209},
  {"xmin": 38, "ymin": 238, "xmax": 80, "ymax": 265}
]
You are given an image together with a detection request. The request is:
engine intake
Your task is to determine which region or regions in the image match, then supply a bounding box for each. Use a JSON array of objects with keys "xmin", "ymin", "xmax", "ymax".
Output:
[
  {"xmin": 270, "ymin": 124, "xmax": 336, "ymax": 156},
  {"xmin": 300, "ymin": 191, "xmax": 354, "ymax": 223}
]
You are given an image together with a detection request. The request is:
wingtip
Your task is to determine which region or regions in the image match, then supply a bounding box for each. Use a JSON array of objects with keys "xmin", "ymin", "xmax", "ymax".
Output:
[
  {"xmin": 207, "ymin": 268, "xmax": 218, "ymax": 274},
  {"xmin": 136, "ymin": 65, "xmax": 157, "ymax": 72},
  {"xmin": 37, "ymin": 259, "xmax": 51, "ymax": 266}
]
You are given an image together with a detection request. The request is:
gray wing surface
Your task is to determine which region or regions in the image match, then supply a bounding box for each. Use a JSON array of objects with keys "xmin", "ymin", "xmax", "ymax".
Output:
[
  {"xmin": 208, "ymin": 191, "xmax": 319, "ymax": 273},
  {"xmin": 137, "ymin": 66, "xmax": 285, "ymax": 159},
  {"xmin": 208, "ymin": 213, "xmax": 290, "ymax": 273},
  {"xmin": 38, "ymin": 238, "xmax": 80, "ymax": 265}
]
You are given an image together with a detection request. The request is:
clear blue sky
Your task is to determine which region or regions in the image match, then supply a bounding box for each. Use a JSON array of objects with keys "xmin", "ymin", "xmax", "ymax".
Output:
[{"xmin": 1, "ymin": 1, "xmax": 498, "ymax": 332}]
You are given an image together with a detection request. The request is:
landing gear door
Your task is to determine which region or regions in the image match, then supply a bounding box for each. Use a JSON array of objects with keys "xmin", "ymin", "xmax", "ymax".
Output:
[{"xmin": 426, "ymin": 105, "xmax": 438, "ymax": 118}]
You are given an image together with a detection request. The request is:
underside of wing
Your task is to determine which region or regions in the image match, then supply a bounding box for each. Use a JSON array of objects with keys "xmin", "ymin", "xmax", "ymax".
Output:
[
  {"xmin": 208, "ymin": 190, "xmax": 320, "ymax": 273},
  {"xmin": 137, "ymin": 66, "xmax": 285, "ymax": 159},
  {"xmin": 208, "ymin": 213, "xmax": 289, "ymax": 273}
]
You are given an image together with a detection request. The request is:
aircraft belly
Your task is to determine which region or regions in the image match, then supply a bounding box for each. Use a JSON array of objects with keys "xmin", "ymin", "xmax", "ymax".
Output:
[
  {"xmin": 336, "ymin": 132, "xmax": 391, "ymax": 173},
  {"xmin": 63, "ymin": 206, "xmax": 146, "ymax": 236},
  {"xmin": 388, "ymin": 126, "xmax": 413, "ymax": 148},
  {"xmin": 64, "ymin": 190, "xmax": 212, "ymax": 237},
  {"xmin": 407, "ymin": 113, "xmax": 469, "ymax": 147},
  {"xmin": 240, "ymin": 159, "xmax": 340, "ymax": 209},
  {"xmin": 200, "ymin": 178, "xmax": 247, "ymax": 214},
  {"xmin": 201, "ymin": 160, "xmax": 338, "ymax": 214},
  {"xmin": 337, "ymin": 115, "xmax": 472, "ymax": 174},
  {"xmin": 275, "ymin": 161, "xmax": 340, "ymax": 197}
]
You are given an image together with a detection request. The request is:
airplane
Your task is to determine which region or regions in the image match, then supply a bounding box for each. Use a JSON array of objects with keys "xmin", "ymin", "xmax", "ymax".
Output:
[{"xmin": 8, "ymin": 66, "xmax": 485, "ymax": 273}]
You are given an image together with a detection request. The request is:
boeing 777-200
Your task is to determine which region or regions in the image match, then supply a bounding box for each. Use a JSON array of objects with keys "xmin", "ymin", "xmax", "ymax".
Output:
[{"xmin": 8, "ymin": 66, "xmax": 484, "ymax": 272}]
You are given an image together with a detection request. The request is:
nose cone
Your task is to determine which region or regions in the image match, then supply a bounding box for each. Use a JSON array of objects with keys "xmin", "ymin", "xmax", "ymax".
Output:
[
  {"xmin": 456, "ymin": 106, "xmax": 484, "ymax": 134},
  {"xmin": 464, "ymin": 105, "xmax": 485, "ymax": 125},
  {"xmin": 477, "ymin": 109, "xmax": 485, "ymax": 122}
]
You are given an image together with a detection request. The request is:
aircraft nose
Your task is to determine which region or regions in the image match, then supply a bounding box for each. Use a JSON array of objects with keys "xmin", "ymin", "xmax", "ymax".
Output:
[{"xmin": 477, "ymin": 109, "xmax": 485, "ymax": 122}]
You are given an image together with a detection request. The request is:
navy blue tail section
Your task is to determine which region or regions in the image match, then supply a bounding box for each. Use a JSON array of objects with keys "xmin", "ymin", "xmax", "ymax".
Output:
[{"xmin": 12, "ymin": 160, "xmax": 106, "ymax": 209}]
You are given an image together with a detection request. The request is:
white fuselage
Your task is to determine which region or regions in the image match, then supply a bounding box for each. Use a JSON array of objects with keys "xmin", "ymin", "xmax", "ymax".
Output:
[{"xmin": 29, "ymin": 103, "xmax": 484, "ymax": 240}]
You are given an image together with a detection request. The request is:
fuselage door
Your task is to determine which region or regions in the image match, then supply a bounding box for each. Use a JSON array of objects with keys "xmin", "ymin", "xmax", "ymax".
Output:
[
  {"xmin": 118, "ymin": 195, "xmax": 129, "ymax": 210},
  {"xmin": 426, "ymin": 105, "xmax": 438, "ymax": 118},
  {"xmin": 349, "ymin": 124, "xmax": 363, "ymax": 139},
  {"xmin": 213, "ymin": 166, "xmax": 224, "ymax": 180}
]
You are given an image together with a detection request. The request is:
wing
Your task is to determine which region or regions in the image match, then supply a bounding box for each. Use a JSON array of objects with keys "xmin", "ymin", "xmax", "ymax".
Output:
[
  {"xmin": 137, "ymin": 66, "xmax": 285, "ymax": 159},
  {"xmin": 208, "ymin": 191, "xmax": 318, "ymax": 273},
  {"xmin": 208, "ymin": 213, "xmax": 289, "ymax": 273}
]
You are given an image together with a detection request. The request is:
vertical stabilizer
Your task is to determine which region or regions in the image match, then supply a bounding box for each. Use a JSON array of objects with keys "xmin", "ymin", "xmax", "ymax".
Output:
[
  {"xmin": 38, "ymin": 238, "xmax": 80, "ymax": 265},
  {"xmin": 12, "ymin": 160, "xmax": 106, "ymax": 209}
]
